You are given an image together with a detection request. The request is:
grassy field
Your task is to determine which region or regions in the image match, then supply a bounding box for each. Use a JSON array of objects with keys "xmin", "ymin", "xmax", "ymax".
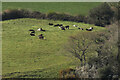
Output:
[
  {"xmin": 2, "ymin": 2, "xmax": 102, "ymax": 16},
  {"xmin": 2, "ymin": 18, "xmax": 106, "ymax": 78}
]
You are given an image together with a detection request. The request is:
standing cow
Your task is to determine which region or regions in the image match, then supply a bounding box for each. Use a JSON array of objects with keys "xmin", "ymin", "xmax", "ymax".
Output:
[{"xmin": 65, "ymin": 26, "xmax": 69, "ymax": 29}]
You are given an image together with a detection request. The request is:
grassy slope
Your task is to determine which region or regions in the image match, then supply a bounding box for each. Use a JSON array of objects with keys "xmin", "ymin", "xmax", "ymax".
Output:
[
  {"xmin": 2, "ymin": 18, "xmax": 106, "ymax": 78},
  {"xmin": 2, "ymin": 2, "xmax": 102, "ymax": 16}
]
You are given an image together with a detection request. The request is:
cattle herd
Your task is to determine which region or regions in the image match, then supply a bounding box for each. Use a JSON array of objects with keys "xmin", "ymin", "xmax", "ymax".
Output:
[{"xmin": 29, "ymin": 23, "xmax": 94, "ymax": 40}]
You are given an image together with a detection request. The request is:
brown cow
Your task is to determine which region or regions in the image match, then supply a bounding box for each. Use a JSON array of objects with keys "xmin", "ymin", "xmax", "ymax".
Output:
[{"xmin": 38, "ymin": 34, "xmax": 44, "ymax": 39}]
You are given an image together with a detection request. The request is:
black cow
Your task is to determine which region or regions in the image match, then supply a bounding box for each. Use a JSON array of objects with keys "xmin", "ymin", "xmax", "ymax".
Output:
[
  {"xmin": 31, "ymin": 31, "xmax": 35, "ymax": 33},
  {"xmin": 65, "ymin": 26, "xmax": 69, "ymax": 29},
  {"xmin": 49, "ymin": 23, "xmax": 53, "ymax": 25},
  {"xmin": 29, "ymin": 29, "xmax": 35, "ymax": 35},
  {"xmin": 59, "ymin": 24, "xmax": 63, "ymax": 26},
  {"xmin": 61, "ymin": 27, "xmax": 65, "ymax": 30},
  {"xmin": 54, "ymin": 24, "xmax": 59, "ymax": 27},
  {"xmin": 30, "ymin": 33, "xmax": 35, "ymax": 36},
  {"xmin": 41, "ymin": 28, "xmax": 46, "ymax": 31},
  {"xmin": 86, "ymin": 29, "xmax": 92, "ymax": 31},
  {"xmin": 29, "ymin": 29, "xmax": 34, "ymax": 32},
  {"xmin": 60, "ymin": 26, "xmax": 65, "ymax": 30}
]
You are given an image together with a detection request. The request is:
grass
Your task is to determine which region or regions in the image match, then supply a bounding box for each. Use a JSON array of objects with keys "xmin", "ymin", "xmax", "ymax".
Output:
[
  {"xmin": 2, "ymin": 2, "xmax": 102, "ymax": 16},
  {"xmin": 2, "ymin": 18, "xmax": 106, "ymax": 78}
]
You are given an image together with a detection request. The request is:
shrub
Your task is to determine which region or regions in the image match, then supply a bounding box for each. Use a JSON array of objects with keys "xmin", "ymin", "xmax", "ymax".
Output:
[
  {"xmin": 59, "ymin": 68, "xmax": 76, "ymax": 79},
  {"xmin": 2, "ymin": 9, "xmax": 46, "ymax": 20},
  {"xmin": 2, "ymin": 9, "xmax": 23, "ymax": 20},
  {"xmin": 46, "ymin": 12, "xmax": 75, "ymax": 21},
  {"xmin": 2, "ymin": 9, "xmax": 29, "ymax": 20},
  {"xmin": 46, "ymin": 12, "xmax": 58, "ymax": 20},
  {"xmin": 88, "ymin": 23, "xmax": 119, "ymax": 78},
  {"xmin": 74, "ymin": 15, "xmax": 85, "ymax": 22},
  {"xmin": 108, "ymin": 2, "xmax": 120, "ymax": 21},
  {"xmin": 89, "ymin": 2, "xmax": 114, "ymax": 27},
  {"xmin": 75, "ymin": 64, "xmax": 99, "ymax": 78},
  {"xmin": 30, "ymin": 11, "xmax": 46, "ymax": 19}
]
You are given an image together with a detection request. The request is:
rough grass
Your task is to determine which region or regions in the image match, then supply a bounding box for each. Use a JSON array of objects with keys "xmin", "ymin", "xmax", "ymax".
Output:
[
  {"xmin": 2, "ymin": 18, "xmax": 106, "ymax": 78},
  {"xmin": 2, "ymin": 2, "xmax": 102, "ymax": 16}
]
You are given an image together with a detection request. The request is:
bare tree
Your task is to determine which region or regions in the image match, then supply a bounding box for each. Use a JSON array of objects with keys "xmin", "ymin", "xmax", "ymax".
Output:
[{"xmin": 65, "ymin": 32, "xmax": 95, "ymax": 66}]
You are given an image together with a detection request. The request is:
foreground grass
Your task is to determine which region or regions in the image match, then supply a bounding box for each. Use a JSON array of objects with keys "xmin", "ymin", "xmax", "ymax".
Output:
[
  {"xmin": 2, "ymin": 2, "xmax": 102, "ymax": 16},
  {"xmin": 2, "ymin": 18, "xmax": 106, "ymax": 78}
]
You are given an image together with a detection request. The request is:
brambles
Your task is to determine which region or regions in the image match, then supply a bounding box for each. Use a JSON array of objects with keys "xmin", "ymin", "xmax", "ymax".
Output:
[{"xmin": 59, "ymin": 68, "xmax": 76, "ymax": 79}]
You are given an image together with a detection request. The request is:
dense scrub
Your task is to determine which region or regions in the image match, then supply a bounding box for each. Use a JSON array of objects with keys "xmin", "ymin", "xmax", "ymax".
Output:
[
  {"xmin": 2, "ymin": 9, "xmax": 86, "ymax": 23},
  {"xmin": 88, "ymin": 2, "xmax": 114, "ymax": 27},
  {"xmin": 62, "ymin": 22, "xmax": 119, "ymax": 78}
]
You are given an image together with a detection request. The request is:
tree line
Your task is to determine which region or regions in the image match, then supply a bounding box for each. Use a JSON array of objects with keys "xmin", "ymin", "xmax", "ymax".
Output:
[{"xmin": 1, "ymin": 2, "xmax": 119, "ymax": 27}]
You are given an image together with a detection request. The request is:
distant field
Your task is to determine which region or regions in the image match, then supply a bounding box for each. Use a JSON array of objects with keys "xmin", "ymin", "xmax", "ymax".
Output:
[
  {"xmin": 2, "ymin": 18, "xmax": 106, "ymax": 78},
  {"xmin": 2, "ymin": 2, "xmax": 102, "ymax": 16}
]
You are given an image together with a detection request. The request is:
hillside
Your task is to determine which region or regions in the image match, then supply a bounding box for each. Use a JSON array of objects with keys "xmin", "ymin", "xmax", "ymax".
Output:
[{"xmin": 2, "ymin": 18, "xmax": 106, "ymax": 78}]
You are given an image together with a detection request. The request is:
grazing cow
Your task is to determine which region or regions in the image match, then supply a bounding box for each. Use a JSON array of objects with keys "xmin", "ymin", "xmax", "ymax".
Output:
[
  {"xmin": 89, "ymin": 27, "xmax": 93, "ymax": 29},
  {"xmin": 78, "ymin": 28, "xmax": 83, "ymax": 30},
  {"xmin": 29, "ymin": 29, "xmax": 35, "ymax": 34},
  {"xmin": 73, "ymin": 25, "xmax": 78, "ymax": 27},
  {"xmin": 49, "ymin": 23, "xmax": 53, "ymax": 25},
  {"xmin": 86, "ymin": 27, "xmax": 93, "ymax": 31},
  {"xmin": 54, "ymin": 24, "xmax": 59, "ymax": 27},
  {"xmin": 29, "ymin": 29, "xmax": 35, "ymax": 32},
  {"xmin": 86, "ymin": 28, "xmax": 92, "ymax": 31},
  {"xmin": 37, "ymin": 28, "xmax": 41, "ymax": 31},
  {"xmin": 65, "ymin": 26, "xmax": 69, "ymax": 29},
  {"xmin": 31, "ymin": 31, "xmax": 35, "ymax": 33},
  {"xmin": 30, "ymin": 33, "xmax": 35, "ymax": 36},
  {"xmin": 38, "ymin": 34, "xmax": 44, "ymax": 39},
  {"xmin": 37, "ymin": 28, "xmax": 46, "ymax": 31},
  {"xmin": 60, "ymin": 26, "xmax": 65, "ymax": 30},
  {"xmin": 59, "ymin": 24, "xmax": 63, "ymax": 26}
]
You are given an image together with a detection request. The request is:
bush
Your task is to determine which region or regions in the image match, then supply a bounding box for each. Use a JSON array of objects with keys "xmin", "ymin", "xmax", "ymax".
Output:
[
  {"xmin": 74, "ymin": 15, "xmax": 85, "ymax": 22},
  {"xmin": 89, "ymin": 2, "xmax": 114, "ymax": 27},
  {"xmin": 2, "ymin": 9, "xmax": 29, "ymax": 20},
  {"xmin": 2, "ymin": 9, "xmax": 46, "ymax": 21},
  {"xmin": 59, "ymin": 68, "xmax": 76, "ymax": 79},
  {"xmin": 30, "ymin": 11, "xmax": 46, "ymax": 19},
  {"xmin": 2, "ymin": 9, "xmax": 86, "ymax": 23},
  {"xmin": 108, "ymin": 2, "xmax": 120, "ymax": 21},
  {"xmin": 88, "ymin": 23, "xmax": 119, "ymax": 78},
  {"xmin": 46, "ymin": 12, "xmax": 75, "ymax": 21},
  {"xmin": 75, "ymin": 64, "xmax": 99, "ymax": 78},
  {"xmin": 2, "ymin": 9, "xmax": 23, "ymax": 20}
]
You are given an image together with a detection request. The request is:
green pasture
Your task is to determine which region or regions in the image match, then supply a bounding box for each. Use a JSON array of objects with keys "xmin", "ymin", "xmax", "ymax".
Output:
[
  {"xmin": 2, "ymin": 2, "xmax": 102, "ymax": 16},
  {"xmin": 2, "ymin": 18, "xmax": 106, "ymax": 78}
]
